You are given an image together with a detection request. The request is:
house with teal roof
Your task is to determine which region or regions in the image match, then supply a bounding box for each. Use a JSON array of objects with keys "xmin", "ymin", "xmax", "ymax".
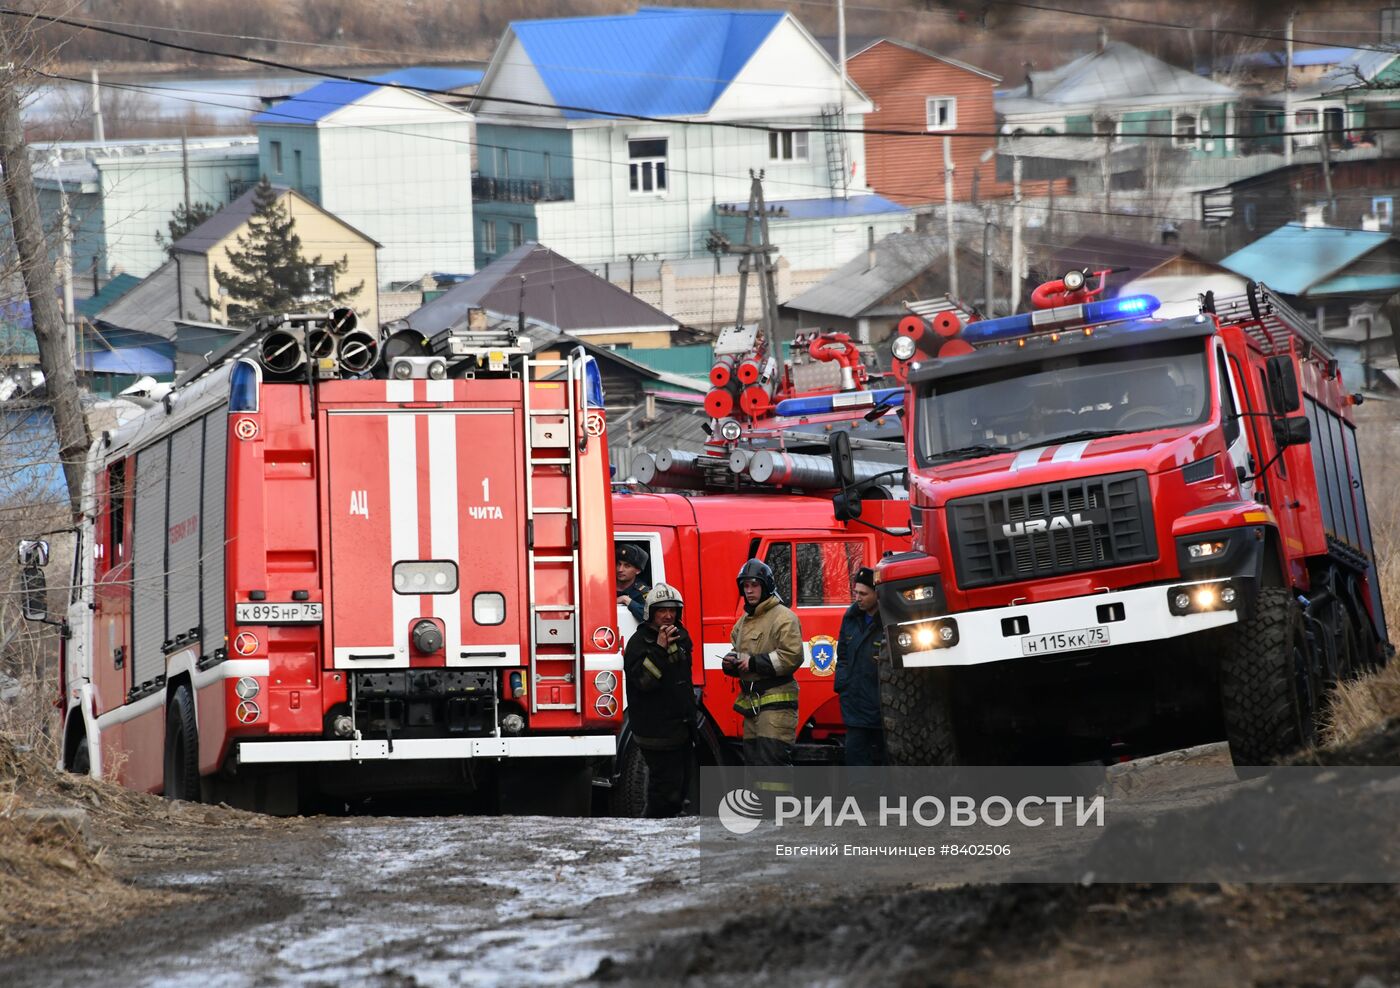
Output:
[{"xmin": 468, "ymin": 7, "xmax": 911, "ymax": 273}]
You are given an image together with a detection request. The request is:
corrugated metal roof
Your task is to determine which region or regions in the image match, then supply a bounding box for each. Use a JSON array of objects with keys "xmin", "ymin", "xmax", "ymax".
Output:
[
  {"xmin": 252, "ymin": 80, "xmax": 379, "ymax": 125},
  {"xmin": 1316, "ymin": 49, "xmax": 1397, "ymax": 91},
  {"xmin": 76, "ymin": 274, "xmax": 141, "ymax": 319},
  {"xmin": 509, "ymin": 8, "xmax": 784, "ymax": 119},
  {"xmin": 716, "ymin": 194, "xmax": 909, "ymax": 220},
  {"xmin": 1220, "ymin": 223, "xmax": 1393, "ymax": 295},
  {"xmin": 999, "ymin": 41, "xmax": 1236, "ymax": 114},
  {"xmin": 404, "ymin": 243, "xmax": 680, "ymax": 336},
  {"xmin": 1307, "ymin": 273, "xmax": 1400, "ymax": 296},
  {"xmin": 370, "ymin": 67, "xmax": 484, "ymax": 91},
  {"xmin": 172, "ymin": 184, "xmax": 380, "ymax": 255},
  {"xmin": 784, "ymin": 231, "xmax": 946, "ymax": 318},
  {"xmin": 93, "ymin": 260, "xmax": 181, "ymax": 339},
  {"xmin": 1047, "ymin": 235, "xmax": 1184, "ymax": 297}
]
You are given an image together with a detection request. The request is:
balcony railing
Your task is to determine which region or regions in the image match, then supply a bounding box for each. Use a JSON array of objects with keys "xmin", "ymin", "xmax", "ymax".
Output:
[{"xmin": 472, "ymin": 175, "xmax": 574, "ymax": 203}]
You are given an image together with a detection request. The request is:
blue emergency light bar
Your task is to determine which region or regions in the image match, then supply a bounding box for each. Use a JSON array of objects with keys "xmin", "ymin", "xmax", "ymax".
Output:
[
  {"xmin": 774, "ymin": 386, "xmax": 905, "ymax": 418},
  {"xmin": 960, "ymin": 294, "xmax": 1162, "ymax": 346}
]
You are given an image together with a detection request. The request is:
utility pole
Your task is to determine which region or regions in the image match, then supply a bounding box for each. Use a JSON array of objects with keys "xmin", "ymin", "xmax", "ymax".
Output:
[
  {"xmin": 0, "ymin": 58, "xmax": 92, "ymax": 514},
  {"xmin": 1284, "ymin": 10, "xmax": 1295, "ymax": 166},
  {"xmin": 181, "ymin": 131, "xmax": 190, "ymax": 211},
  {"xmin": 90, "ymin": 67, "xmax": 104, "ymax": 143},
  {"xmin": 982, "ymin": 210, "xmax": 996, "ymax": 317},
  {"xmin": 943, "ymin": 135, "xmax": 958, "ymax": 299},
  {"xmin": 713, "ymin": 172, "xmax": 781, "ymax": 337},
  {"xmin": 837, "ymin": 0, "xmax": 849, "ymax": 198},
  {"xmin": 1010, "ymin": 155, "xmax": 1023, "ymax": 314}
]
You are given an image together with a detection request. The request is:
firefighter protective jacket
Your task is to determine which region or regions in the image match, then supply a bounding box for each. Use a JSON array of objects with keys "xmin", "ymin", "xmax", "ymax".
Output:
[
  {"xmin": 623, "ymin": 621, "xmax": 696, "ymax": 748},
  {"xmin": 834, "ymin": 603, "xmax": 884, "ymax": 730},
  {"xmin": 728, "ymin": 596, "xmax": 803, "ymax": 718}
]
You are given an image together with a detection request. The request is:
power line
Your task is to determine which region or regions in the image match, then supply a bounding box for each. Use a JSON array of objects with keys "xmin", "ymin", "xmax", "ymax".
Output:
[{"xmin": 12, "ymin": 8, "xmax": 1396, "ymax": 143}]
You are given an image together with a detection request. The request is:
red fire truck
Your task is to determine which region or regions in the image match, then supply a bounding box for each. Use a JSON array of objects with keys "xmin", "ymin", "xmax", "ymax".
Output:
[
  {"xmin": 18, "ymin": 313, "xmax": 621, "ymax": 813},
  {"xmin": 605, "ymin": 326, "xmax": 912, "ymax": 813},
  {"xmin": 861, "ymin": 278, "xmax": 1390, "ymax": 767}
]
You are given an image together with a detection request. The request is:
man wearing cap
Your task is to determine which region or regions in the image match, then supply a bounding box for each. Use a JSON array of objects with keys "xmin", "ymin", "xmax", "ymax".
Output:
[
  {"xmin": 835, "ymin": 567, "xmax": 886, "ymax": 766},
  {"xmin": 615, "ymin": 543, "xmax": 651, "ymax": 623},
  {"xmin": 722, "ymin": 558, "xmax": 804, "ymax": 767}
]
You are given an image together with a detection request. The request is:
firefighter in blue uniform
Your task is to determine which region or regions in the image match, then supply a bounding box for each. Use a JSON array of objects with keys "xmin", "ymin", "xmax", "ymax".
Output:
[
  {"xmin": 615, "ymin": 543, "xmax": 650, "ymax": 623},
  {"xmin": 835, "ymin": 567, "xmax": 886, "ymax": 765}
]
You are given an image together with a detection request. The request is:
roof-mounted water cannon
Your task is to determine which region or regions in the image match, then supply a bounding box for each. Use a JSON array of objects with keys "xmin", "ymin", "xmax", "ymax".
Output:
[
  {"xmin": 706, "ymin": 325, "xmax": 767, "ymax": 420},
  {"xmin": 1029, "ymin": 265, "xmax": 1130, "ymax": 309}
]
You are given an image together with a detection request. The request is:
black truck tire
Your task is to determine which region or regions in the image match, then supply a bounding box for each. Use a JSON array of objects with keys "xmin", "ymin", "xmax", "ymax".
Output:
[
  {"xmin": 878, "ymin": 662, "xmax": 960, "ymax": 765},
  {"xmin": 1221, "ymin": 587, "xmax": 1319, "ymax": 767},
  {"xmin": 163, "ymin": 685, "xmax": 202, "ymax": 802},
  {"xmin": 610, "ymin": 741, "xmax": 649, "ymax": 817}
]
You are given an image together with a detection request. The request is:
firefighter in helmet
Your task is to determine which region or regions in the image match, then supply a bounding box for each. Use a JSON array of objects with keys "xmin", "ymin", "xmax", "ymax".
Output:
[
  {"xmin": 622, "ymin": 582, "xmax": 697, "ymax": 817},
  {"xmin": 722, "ymin": 559, "xmax": 804, "ymax": 766},
  {"xmin": 615, "ymin": 542, "xmax": 651, "ymax": 623}
]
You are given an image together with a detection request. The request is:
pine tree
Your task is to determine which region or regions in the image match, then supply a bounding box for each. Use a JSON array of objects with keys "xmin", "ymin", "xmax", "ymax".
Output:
[
  {"xmin": 155, "ymin": 200, "xmax": 218, "ymax": 258},
  {"xmin": 200, "ymin": 177, "xmax": 363, "ymax": 323}
]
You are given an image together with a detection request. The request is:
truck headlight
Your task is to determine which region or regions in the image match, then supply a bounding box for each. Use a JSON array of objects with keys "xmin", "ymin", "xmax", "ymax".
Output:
[
  {"xmin": 1186, "ymin": 539, "xmax": 1227, "ymax": 559},
  {"xmin": 892, "ymin": 335, "xmax": 917, "ymax": 361},
  {"xmin": 1168, "ymin": 581, "xmax": 1238, "ymax": 616},
  {"xmin": 901, "ymin": 584, "xmax": 939, "ymax": 602}
]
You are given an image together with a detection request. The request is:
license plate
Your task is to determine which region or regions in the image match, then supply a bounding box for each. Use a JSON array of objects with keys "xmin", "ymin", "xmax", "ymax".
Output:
[
  {"xmin": 235, "ymin": 602, "xmax": 324, "ymax": 625},
  {"xmin": 1020, "ymin": 626, "xmax": 1109, "ymax": 656}
]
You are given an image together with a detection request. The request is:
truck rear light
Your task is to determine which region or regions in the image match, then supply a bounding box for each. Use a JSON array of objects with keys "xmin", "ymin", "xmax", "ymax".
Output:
[
  {"xmin": 233, "ymin": 632, "xmax": 259, "ymax": 656},
  {"xmin": 501, "ymin": 712, "xmax": 525, "ymax": 735},
  {"xmin": 594, "ymin": 694, "xmax": 619, "ymax": 718},
  {"xmin": 235, "ymin": 700, "xmax": 261, "ymax": 724},
  {"xmin": 234, "ymin": 677, "xmax": 260, "ymax": 700},
  {"xmin": 1168, "ymin": 581, "xmax": 1238, "ymax": 616},
  {"xmin": 393, "ymin": 560, "xmax": 458, "ymax": 594},
  {"xmin": 593, "ymin": 670, "xmax": 618, "ymax": 693}
]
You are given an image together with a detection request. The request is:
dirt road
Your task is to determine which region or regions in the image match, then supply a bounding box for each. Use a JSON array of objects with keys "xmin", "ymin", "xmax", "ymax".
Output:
[{"xmin": 3, "ymin": 734, "xmax": 1400, "ymax": 986}]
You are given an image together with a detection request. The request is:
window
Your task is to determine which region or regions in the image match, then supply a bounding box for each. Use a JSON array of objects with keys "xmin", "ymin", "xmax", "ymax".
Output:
[
  {"xmin": 498, "ymin": 147, "xmax": 510, "ymax": 180},
  {"xmin": 628, "ymin": 138, "xmax": 668, "ymax": 194},
  {"xmin": 795, "ymin": 542, "xmax": 866, "ymax": 607},
  {"xmin": 508, "ymin": 222, "xmax": 523, "ymax": 249},
  {"xmin": 270, "ymin": 140, "xmax": 283, "ymax": 174},
  {"xmin": 1174, "ymin": 113, "xmax": 1198, "ymax": 148},
  {"xmin": 481, "ymin": 220, "xmax": 497, "ymax": 253},
  {"xmin": 310, "ymin": 265, "xmax": 334, "ymax": 296},
  {"xmin": 767, "ymin": 129, "xmax": 809, "ymax": 161},
  {"xmin": 106, "ymin": 460, "xmax": 126, "ymax": 571},
  {"xmin": 1374, "ymin": 196, "xmax": 1393, "ymax": 227},
  {"xmin": 925, "ymin": 97, "xmax": 956, "ymax": 131},
  {"xmin": 764, "ymin": 542, "xmax": 793, "ymax": 605},
  {"xmin": 1216, "ymin": 349, "xmax": 1240, "ymax": 447}
]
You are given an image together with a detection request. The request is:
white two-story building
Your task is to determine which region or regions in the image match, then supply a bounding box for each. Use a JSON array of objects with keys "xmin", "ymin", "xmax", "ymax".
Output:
[{"xmin": 470, "ymin": 7, "xmax": 911, "ymax": 273}]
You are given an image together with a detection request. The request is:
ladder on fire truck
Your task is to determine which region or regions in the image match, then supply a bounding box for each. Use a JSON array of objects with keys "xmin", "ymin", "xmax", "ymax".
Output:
[{"xmin": 521, "ymin": 346, "xmax": 587, "ymax": 714}]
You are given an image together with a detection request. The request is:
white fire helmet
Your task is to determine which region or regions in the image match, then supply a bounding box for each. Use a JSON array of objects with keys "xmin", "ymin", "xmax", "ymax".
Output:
[{"xmin": 644, "ymin": 583, "xmax": 684, "ymax": 622}]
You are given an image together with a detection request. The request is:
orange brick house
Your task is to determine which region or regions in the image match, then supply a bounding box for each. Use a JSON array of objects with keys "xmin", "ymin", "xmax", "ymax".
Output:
[{"xmin": 848, "ymin": 39, "xmax": 1061, "ymax": 205}]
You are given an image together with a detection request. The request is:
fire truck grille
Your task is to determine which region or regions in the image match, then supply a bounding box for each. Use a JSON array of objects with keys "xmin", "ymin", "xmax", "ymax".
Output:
[{"xmin": 947, "ymin": 472, "xmax": 1156, "ymax": 589}]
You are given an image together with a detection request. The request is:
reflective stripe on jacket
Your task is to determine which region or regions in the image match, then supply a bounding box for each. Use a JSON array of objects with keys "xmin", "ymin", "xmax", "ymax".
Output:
[{"xmin": 729, "ymin": 596, "xmax": 803, "ymax": 718}]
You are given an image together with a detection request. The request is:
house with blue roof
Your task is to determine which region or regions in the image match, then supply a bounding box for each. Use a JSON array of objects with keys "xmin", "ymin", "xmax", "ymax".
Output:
[
  {"xmin": 1221, "ymin": 222, "xmax": 1400, "ymax": 390},
  {"xmin": 469, "ymin": 7, "xmax": 911, "ymax": 273},
  {"xmin": 254, "ymin": 78, "xmax": 474, "ymax": 283}
]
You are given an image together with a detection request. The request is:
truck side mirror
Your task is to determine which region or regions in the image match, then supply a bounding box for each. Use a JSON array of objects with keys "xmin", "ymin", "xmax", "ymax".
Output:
[
  {"xmin": 1272, "ymin": 416, "xmax": 1311, "ymax": 448},
  {"xmin": 829, "ymin": 432, "xmax": 862, "ymax": 521},
  {"xmin": 20, "ymin": 565, "xmax": 48, "ymax": 622},
  {"xmin": 1265, "ymin": 355, "xmax": 1301, "ymax": 415},
  {"xmin": 830, "ymin": 431, "xmax": 857, "ymax": 489}
]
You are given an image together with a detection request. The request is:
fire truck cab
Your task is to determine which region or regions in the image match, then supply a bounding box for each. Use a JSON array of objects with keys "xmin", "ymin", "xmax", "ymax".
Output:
[
  {"xmin": 871, "ymin": 283, "xmax": 1390, "ymax": 767},
  {"xmin": 608, "ymin": 491, "xmax": 910, "ymax": 813}
]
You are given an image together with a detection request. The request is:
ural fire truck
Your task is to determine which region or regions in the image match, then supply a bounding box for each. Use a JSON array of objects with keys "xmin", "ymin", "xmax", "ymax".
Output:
[
  {"xmin": 19, "ymin": 313, "xmax": 621, "ymax": 813},
  {"xmin": 607, "ymin": 325, "xmax": 913, "ymax": 812},
  {"xmin": 866, "ymin": 275, "xmax": 1389, "ymax": 767}
]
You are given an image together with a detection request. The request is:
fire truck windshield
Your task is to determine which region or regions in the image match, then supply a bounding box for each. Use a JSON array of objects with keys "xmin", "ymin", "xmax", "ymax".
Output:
[{"xmin": 916, "ymin": 338, "xmax": 1209, "ymax": 463}]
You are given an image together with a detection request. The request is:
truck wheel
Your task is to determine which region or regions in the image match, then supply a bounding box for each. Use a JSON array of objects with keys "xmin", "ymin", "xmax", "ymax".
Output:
[
  {"xmin": 878, "ymin": 663, "xmax": 960, "ymax": 765},
  {"xmin": 1221, "ymin": 588, "xmax": 1320, "ymax": 766},
  {"xmin": 610, "ymin": 742, "xmax": 648, "ymax": 817},
  {"xmin": 163, "ymin": 685, "xmax": 202, "ymax": 802}
]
